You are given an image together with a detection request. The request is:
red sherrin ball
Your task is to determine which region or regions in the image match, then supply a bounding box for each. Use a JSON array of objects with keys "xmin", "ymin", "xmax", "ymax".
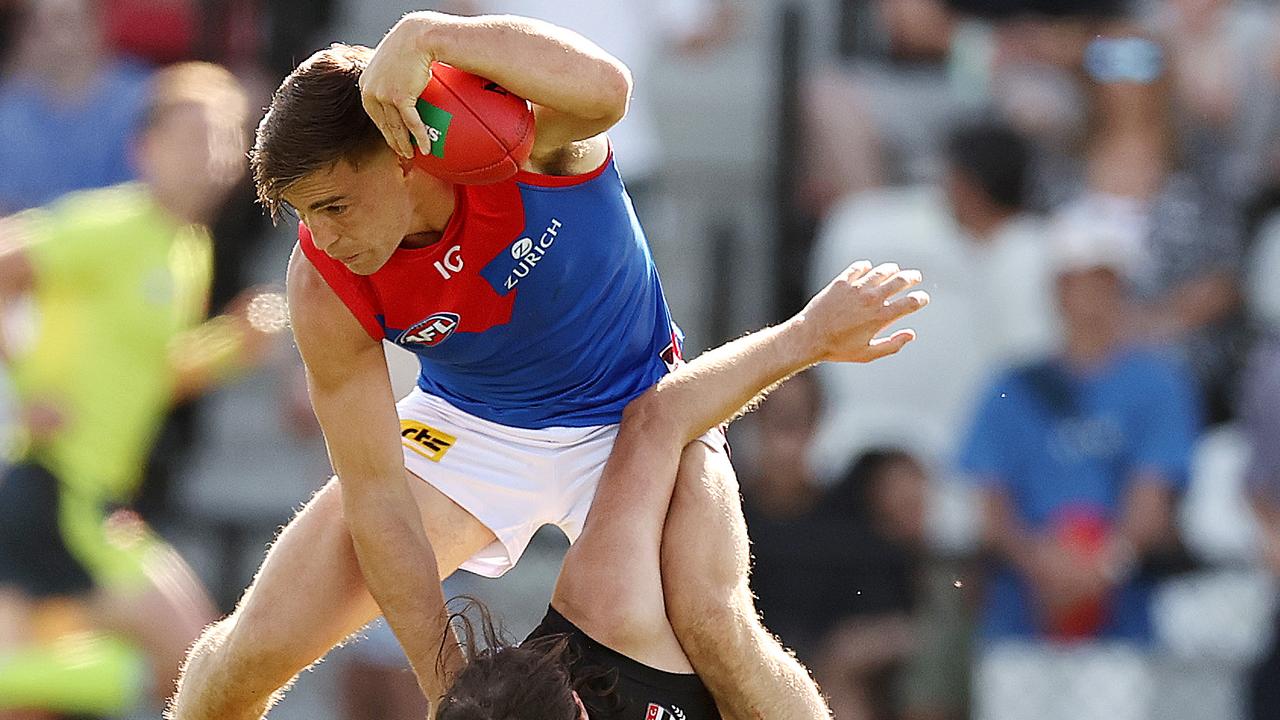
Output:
[{"xmin": 412, "ymin": 62, "xmax": 535, "ymax": 185}]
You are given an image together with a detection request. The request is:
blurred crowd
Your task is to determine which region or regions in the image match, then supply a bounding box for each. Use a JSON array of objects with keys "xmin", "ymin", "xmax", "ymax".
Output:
[{"xmin": 0, "ymin": 1, "xmax": 1278, "ymax": 720}]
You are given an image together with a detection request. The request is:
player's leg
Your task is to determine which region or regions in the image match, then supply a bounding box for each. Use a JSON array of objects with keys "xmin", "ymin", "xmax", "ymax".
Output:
[
  {"xmin": 167, "ymin": 472, "xmax": 494, "ymax": 720},
  {"xmin": 661, "ymin": 443, "xmax": 831, "ymax": 720}
]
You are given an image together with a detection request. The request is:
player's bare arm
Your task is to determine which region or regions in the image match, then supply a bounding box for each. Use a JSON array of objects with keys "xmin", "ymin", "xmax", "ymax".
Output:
[
  {"xmin": 285, "ymin": 246, "xmax": 463, "ymax": 699},
  {"xmin": 359, "ymin": 10, "xmax": 630, "ymax": 173},
  {"xmin": 558, "ymin": 262, "xmax": 929, "ymax": 666}
]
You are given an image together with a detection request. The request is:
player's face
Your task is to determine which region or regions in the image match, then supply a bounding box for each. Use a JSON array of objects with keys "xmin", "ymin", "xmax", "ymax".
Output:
[{"xmin": 285, "ymin": 149, "xmax": 417, "ymax": 275}]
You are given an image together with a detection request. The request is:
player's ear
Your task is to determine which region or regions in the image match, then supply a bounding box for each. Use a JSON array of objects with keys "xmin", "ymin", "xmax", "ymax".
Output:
[
  {"xmin": 572, "ymin": 691, "xmax": 590, "ymax": 720},
  {"xmin": 396, "ymin": 152, "xmax": 416, "ymax": 177}
]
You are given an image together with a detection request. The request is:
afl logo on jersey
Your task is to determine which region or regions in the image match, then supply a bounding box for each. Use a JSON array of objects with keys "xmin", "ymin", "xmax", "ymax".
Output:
[{"xmin": 398, "ymin": 312, "xmax": 460, "ymax": 347}]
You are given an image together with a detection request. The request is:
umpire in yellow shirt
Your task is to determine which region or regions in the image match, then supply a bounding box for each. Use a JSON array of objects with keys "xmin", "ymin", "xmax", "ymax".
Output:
[{"xmin": 0, "ymin": 62, "xmax": 269, "ymax": 715}]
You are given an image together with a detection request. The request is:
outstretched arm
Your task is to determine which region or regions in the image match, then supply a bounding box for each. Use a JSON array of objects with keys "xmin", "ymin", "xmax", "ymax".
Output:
[
  {"xmin": 629, "ymin": 261, "xmax": 927, "ymax": 449},
  {"xmin": 555, "ymin": 261, "xmax": 928, "ymax": 665}
]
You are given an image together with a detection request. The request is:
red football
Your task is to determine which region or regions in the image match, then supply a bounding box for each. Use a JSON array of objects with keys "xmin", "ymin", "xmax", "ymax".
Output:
[{"xmin": 412, "ymin": 63, "xmax": 536, "ymax": 185}]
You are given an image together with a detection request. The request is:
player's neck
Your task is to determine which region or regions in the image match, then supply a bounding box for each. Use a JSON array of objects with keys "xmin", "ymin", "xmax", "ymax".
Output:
[{"xmin": 403, "ymin": 169, "xmax": 457, "ymax": 244}]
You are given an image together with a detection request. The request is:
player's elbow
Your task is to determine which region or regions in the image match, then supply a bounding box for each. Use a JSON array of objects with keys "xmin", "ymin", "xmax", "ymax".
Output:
[
  {"xmin": 619, "ymin": 390, "xmax": 683, "ymax": 449},
  {"xmin": 587, "ymin": 60, "xmax": 631, "ymax": 127}
]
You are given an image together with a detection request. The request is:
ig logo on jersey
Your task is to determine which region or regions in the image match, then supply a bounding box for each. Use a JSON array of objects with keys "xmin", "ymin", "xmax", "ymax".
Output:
[{"xmin": 398, "ymin": 312, "xmax": 460, "ymax": 347}]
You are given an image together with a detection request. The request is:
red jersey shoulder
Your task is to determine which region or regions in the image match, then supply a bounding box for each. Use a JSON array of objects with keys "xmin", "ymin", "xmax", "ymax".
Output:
[
  {"xmin": 296, "ymin": 179, "xmax": 530, "ymax": 345},
  {"xmin": 297, "ymin": 224, "xmax": 383, "ymax": 340}
]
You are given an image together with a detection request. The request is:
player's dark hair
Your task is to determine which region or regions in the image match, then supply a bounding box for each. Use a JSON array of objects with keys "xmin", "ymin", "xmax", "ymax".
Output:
[
  {"xmin": 250, "ymin": 43, "xmax": 385, "ymax": 220},
  {"xmin": 437, "ymin": 599, "xmax": 620, "ymax": 720},
  {"xmin": 944, "ymin": 119, "xmax": 1031, "ymax": 212}
]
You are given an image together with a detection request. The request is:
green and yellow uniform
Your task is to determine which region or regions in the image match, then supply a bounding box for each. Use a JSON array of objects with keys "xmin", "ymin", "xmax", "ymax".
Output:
[{"xmin": 2, "ymin": 183, "xmax": 212, "ymax": 592}]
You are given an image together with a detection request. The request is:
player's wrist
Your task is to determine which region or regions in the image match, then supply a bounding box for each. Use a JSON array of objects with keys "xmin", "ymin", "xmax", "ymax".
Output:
[
  {"xmin": 777, "ymin": 314, "xmax": 827, "ymax": 369},
  {"xmin": 402, "ymin": 11, "xmax": 448, "ymax": 61}
]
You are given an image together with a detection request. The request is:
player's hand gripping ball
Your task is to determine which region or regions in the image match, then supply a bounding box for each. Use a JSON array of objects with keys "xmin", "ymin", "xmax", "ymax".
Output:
[{"xmin": 413, "ymin": 63, "xmax": 536, "ymax": 185}]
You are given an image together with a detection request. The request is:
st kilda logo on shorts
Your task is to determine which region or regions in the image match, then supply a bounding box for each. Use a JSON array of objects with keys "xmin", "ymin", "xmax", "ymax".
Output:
[
  {"xmin": 645, "ymin": 704, "xmax": 685, "ymax": 720},
  {"xmin": 398, "ymin": 312, "xmax": 460, "ymax": 348}
]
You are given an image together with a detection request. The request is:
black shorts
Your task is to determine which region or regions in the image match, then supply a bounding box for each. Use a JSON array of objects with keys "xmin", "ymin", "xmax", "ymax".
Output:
[
  {"xmin": 0, "ymin": 461, "xmax": 94, "ymax": 597},
  {"xmin": 525, "ymin": 606, "xmax": 721, "ymax": 720}
]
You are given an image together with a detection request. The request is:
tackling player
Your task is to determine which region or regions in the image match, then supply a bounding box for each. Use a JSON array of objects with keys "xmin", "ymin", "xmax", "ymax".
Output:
[
  {"xmin": 170, "ymin": 12, "xmax": 849, "ymax": 720},
  {"xmin": 438, "ymin": 261, "xmax": 928, "ymax": 720}
]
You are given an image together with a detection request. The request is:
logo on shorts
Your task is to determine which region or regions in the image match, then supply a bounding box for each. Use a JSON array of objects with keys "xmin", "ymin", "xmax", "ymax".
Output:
[
  {"xmin": 400, "ymin": 420, "xmax": 457, "ymax": 463},
  {"xmin": 398, "ymin": 312, "xmax": 460, "ymax": 347},
  {"xmin": 414, "ymin": 100, "xmax": 452, "ymax": 158},
  {"xmin": 645, "ymin": 704, "xmax": 685, "ymax": 720}
]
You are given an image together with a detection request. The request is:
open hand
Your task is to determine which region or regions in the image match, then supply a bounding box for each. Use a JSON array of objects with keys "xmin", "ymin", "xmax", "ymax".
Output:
[{"xmin": 798, "ymin": 260, "xmax": 930, "ymax": 364}]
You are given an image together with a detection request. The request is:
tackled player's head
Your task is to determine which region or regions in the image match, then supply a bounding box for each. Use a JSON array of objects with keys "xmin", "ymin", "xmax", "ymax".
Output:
[
  {"xmin": 252, "ymin": 44, "xmax": 447, "ymax": 275},
  {"xmin": 437, "ymin": 601, "xmax": 610, "ymax": 720}
]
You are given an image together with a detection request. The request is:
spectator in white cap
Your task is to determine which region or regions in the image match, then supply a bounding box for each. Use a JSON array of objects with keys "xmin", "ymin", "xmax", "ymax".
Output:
[{"xmin": 956, "ymin": 202, "xmax": 1202, "ymax": 720}]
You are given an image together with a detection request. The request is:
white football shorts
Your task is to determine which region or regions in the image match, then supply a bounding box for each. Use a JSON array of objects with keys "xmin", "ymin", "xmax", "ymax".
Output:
[{"xmin": 396, "ymin": 387, "xmax": 620, "ymax": 578}]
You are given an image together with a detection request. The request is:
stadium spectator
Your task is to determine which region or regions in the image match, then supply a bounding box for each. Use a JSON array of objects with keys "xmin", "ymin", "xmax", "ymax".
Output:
[
  {"xmin": 0, "ymin": 0, "xmax": 151, "ymax": 214},
  {"xmin": 959, "ymin": 211, "xmax": 1200, "ymax": 720},
  {"xmin": 1241, "ymin": 336, "xmax": 1280, "ymax": 720},
  {"xmin": 745, "ymin": 375, "xmax": 970, "ymax": 720},
  {"xmin": 0, "ymin": 62, "xmax": 272, "ymax": 716},
  {"xmin": 805, "ymin": 449, "xmax": 930, "ymax": 720},
  {"xmin": 741, "ymin": 373, "xmax": 829, "ymax": 659},
  {"xmin": 808, "ymin": 117, "xmax": 1054, "ymax": 472},
  {"xmin": 1146, "ymin": 0, "xmax": 1280, "ymax": 203},
  {"xmin": 103, "ymin": 0, "xmax": 200, "ymax": 65}
]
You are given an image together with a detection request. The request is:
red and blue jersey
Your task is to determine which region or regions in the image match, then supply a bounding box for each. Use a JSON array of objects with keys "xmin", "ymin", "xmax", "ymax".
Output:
[{"xmin": 298, "ymin": 154, "xmax": 681, "ymax": 429}]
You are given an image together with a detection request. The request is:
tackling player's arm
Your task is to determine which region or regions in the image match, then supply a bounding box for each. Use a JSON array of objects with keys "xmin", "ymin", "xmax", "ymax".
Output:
[
  {"xmin": 286, "ymin": 246, "xmax": 462, "ymax": 701},
  {"xmin": 359, "ymin": 10, "xmax": 630, "ymax": 174},
  {"xmin": 563, "ymin": 262, "xmax": 928, "ymax": 661},
  {"xmin": 627, "ymin": 262, "xmax": 927, "ymax": 454}
]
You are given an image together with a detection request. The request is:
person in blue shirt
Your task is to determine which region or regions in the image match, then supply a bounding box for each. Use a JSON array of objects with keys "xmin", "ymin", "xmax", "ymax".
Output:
[
  {"xmin": 0, "ymin": 0, "xmax": 150, "ymax": 214},
  {"xmin": 959, "ymin": 212, "xmax": 1200, "ymax": 645}
]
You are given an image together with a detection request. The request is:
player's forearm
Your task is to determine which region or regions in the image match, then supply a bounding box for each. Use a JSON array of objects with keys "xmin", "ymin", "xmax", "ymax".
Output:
[
  {"xmin": 341, "ymin": 485, "xmax": 460, "ymax": 703},
  {"xmin": 629, "ymin": 316, "xmax": 823, "ymax": 448},
  {"xmin": 406, "ymin": 11, "xmax": 630, "ymax": 123}
]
